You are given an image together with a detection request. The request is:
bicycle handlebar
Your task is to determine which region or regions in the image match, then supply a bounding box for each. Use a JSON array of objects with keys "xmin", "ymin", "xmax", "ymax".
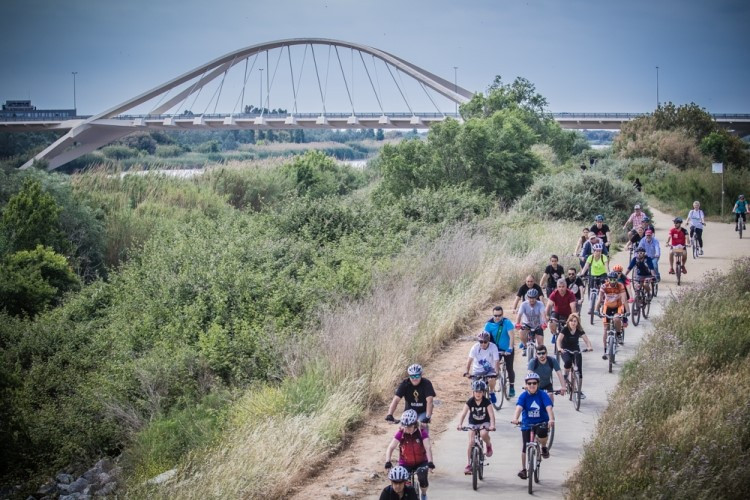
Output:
[{"xmin": 460, "ymin": 426, "xmax": 495, "ymax": 431}]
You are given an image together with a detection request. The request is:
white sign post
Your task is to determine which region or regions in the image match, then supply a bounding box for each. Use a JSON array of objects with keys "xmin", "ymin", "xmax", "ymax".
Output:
[{"xmin": 712, "ymin": 163, "xmax": 724, "ymax": 216}]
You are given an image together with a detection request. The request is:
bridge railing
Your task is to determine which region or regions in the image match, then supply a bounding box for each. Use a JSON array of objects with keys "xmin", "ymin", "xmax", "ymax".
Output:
[{"xmin": 111, "ymin": 112, "xmax": 461, "ymax": 120}]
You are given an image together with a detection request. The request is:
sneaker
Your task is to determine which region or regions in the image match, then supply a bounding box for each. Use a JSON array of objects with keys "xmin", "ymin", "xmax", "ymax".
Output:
[
  {"xmin": 518, "ymin": 469, "xmax": 528, "ymax": 479},
  {"xmin": 486, "ymin": 443, "xmax": 493, "ymax": 457},
  {"xmin": 736, "ymin": 226, "xmax": 739, "ymax": 232},
  {"xmin": 522, "ymin": 350, "xmax": 526, "ymax": 357},
  {"xmin": 509, "ymin": 387, "xmax": 516, "ymax": 397},
  {"xmin": 580, "ymin": 392, "xmax": 587, "ymax": 400},
  {"xmin": 542, "ymin": 446, "xmax": 550, "ymax": 459},
  {"xmin": 628, "ymin": 298, "xmax": 634, "ymax": 303},
  {"xmin": 682, "ymin": 266, "xmax": 687, "ymax": 274},
  {"xmin": 602, "ymin": 353, "xmax": 608, "ymax": 360},
  {"xmin": 421, "ymin": 494, "xmax": 427, "ymax": 500},
  {"xmin": 490, "ymin": 392, "xmax": 497, "ymax": 405},
  {"xmin": 669, "ymin": 268, "xmax": 675, "ymax": 274},
  {"xmin": 464, "ymin": 464, "xmax": 472, "ymax": 475},
  {"xmin": 699, "ymin": 248, "xmax": 704, "ymax": 255}
]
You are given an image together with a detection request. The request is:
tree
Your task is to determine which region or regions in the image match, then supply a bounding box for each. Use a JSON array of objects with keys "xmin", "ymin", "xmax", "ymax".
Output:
[
  {"xmin": 376, "ymin": 129, "xmax": 385, "ymax": 141},
  {"xmin": 1, "ymin": 179, "xmax": 64, "ymax": 253},
  {"xmin": 0, "ymin": 245, "xmax": 80, "ymax": 317}
]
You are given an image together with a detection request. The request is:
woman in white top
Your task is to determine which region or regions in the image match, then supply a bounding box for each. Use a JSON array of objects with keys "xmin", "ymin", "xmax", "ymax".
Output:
[{"xmin": 687, "ymin": 201, "xmax": 706, "ymax": 255}]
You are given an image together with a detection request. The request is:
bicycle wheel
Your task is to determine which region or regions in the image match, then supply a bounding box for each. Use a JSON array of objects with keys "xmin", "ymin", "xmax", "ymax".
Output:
[
  {"xmin": 739, "ymin": 221, "xmax": 743, "ymax": 239},
  {"xmin": 692, "ymin": 240, "xmax": 699, "ymax": 259},
  {"xmin": 632, "ymin": 298, "xmax": 640, "ymax": 326},
  {"xmin": 608, "ymin": 334, "xmax": 616, "ymax": 373},
  {"xmin": 410, "ymin": 470, "xmax": 421, "ymax": 497},
  {"xmin": 503, "ymin": 367, "xmax": 511, "ymax": 400},
  {"xmin": 534, "ymin": 450, "xmax": 541, "ymax": 484},
  {"xmin": 527, "ymin": 447, "xmax": 535, "ymax": 494},
  {"xmin": 478, "ymin": 448, "xmax": 485, "ymax": 480},
  {"xmin": 573, "ymin": 372, "xmax": 582, "ymax": 411},
  {"xmin": 676, "ymin": 257, "xmax": 682, "ymax": 285},
  {"xmin": 589, "ymin": 291, "xmax": 596, "ymax": 325},
  {"xmin": 643, "ymin": 293, "xmax": 651, "ymax": 318},
  {"xmin": 547, "ymin": 422, "xmax": 555, "ymax": 450},
  {"xmin": 472, "ymin": 446, "xmax": 479, "ymax": 491},
  {"xmin": 652, "ymin": 279, "xmax": 658, "ymax": 297},
  {"xmin": 494, "ymin": 375, "xmax": 504, "ymax": 410}
]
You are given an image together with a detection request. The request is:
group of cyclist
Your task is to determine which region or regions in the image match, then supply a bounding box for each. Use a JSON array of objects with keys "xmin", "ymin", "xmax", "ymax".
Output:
[{"xmin": 380, "ymin": 197, "xmax": 748, "ymax": 497}]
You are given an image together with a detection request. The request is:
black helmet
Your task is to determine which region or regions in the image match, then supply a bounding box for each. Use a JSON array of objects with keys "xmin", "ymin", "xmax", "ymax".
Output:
[
  {"xmin": 673, "ymin": 217, "xmax": 683, "ymax": 223},
  {"xmin": 607, "ymin": 271, "xmax": 619, "ymax": 281}
]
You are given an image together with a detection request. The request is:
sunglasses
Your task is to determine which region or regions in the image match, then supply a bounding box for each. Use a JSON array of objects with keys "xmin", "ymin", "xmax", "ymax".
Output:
[
  {"xmin": 537, "ymin": 352, "xmax": 547, "ymax": 356},
  {"xmin": 479, "ymin": 341, "xmax": 490, "ymax": 345},
  {"xmin": 409, "ymin": 374, "xmax": 421, "ymax": 379},
  {"xmin": 493, "ymin": 314, "xmax": 502, "ymax": 317},
  {"xmin": 527, "ymin": 381, "xmax": 538, "ymax": 386}
]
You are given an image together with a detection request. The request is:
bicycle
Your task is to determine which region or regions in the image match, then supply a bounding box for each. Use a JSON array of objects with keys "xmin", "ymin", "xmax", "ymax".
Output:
[
  {"xmin": 669, "ymin": 245, "xmax": 686, "ymax": 286},
  {"xmin": 586, "ymin": 276, "xmax": 605, "ymax": 325},
  {"xmin": 596, "ymin": 312, "xmax": 625, "ymax": 373},
  {"xmin": 461, "ymin": 426, "xmax": 493, "ymax": 490},
  {"xmin": 512, "ymin": 422, "xmax": 549, "ymax": 494},
  {"xmin": 739, "ymin": 217, "xmax": 745, "ymax": 239},
  {"xmin": 494, "ymin": 355, "xmax": 510, "ymax": 410},
  {"xmin": 630, "ymin": 277, "xmax": 653, "ymax": 326},
  {"xmin": 690, "ymin": 230, "xmax": 700, "ymax": 259},
  {"xmin": 561, "ymin": 349, "xmax": 583, "ymax": 411},
  {"xmin": 406, "ymin": 465, "xmax": 429, "ymax": 497}
]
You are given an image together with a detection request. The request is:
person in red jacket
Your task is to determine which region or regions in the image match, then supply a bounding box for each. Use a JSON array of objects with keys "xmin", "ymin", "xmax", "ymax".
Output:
[{"xmin": 666, "ymin": 217, "xmax": 689, "ymax": 275}]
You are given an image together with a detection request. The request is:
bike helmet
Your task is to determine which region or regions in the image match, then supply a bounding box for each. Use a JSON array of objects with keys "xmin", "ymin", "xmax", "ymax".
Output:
[
  {"xmin": 593, "ymin": 243, "xmax": 604, "ymax": 251},
  {"xmin": 477, "ymin": 331, "xmax": 491, "ymax": 342},
  {"xmin": 607, "ymin": 271, "xmax": 619, "ymax": 281},
  {"xmin": 612, "ymin": 264, "xmax": 623, "ymax": 272},
  {"xmin": 389, "ymin": 465, "xmax": 410, "ymax": 481},
  {"xmin": 740, "ymin": 194, "xmax": 745, "ymax": 199},
  {"xmin": 644, "ymin": 229, "xmax": 653, "ymax": 235},
  {"xmin": 636, "ymin": 246, "xmax": 647, "ymax": 253},
  {"xmin": 634, "ymin": 204, "xmax": 641, "ymax": 209},
  {"xmin": 642, "ymin": 216, "xmax": 650, "ymax": 222},
  {"xmin": 400, "ymin": 409, "xmax": 418, "ymax": 426},
  {"xmin": 526, "ymin": 288, "xmax": 540, "ymax": 299},
  {"xmin": 673, "ymin": 217, "xmax": 683, "ymax": 223},
  {"xmin": 472, "ymin": 379, "xmax": 488, "ymax": 392},
  {"xmin": 594, "ymin": 215, "xmax": 604, "ymax": 222},
  {"xmin": 524, "ymin": 372, "xmax": 540, "ymax": 382},
  {"xmin": 407, "ymin": 364, "xmax": 423, "ymax": 377}
]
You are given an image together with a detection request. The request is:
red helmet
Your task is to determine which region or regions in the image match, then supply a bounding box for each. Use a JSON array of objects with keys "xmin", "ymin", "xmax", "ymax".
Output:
[{"xmin": 612, "ymin": 264, "xmax": 623, "ymax": 272}]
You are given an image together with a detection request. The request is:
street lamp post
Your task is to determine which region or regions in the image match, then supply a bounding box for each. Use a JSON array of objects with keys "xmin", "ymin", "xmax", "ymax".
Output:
[
  {"xmin": 655, "ymin": 66, "xmax": 660, "ymax": 109},
  {"xmin": 71, "ymin": 71, "xmax": 78, "ymax": 114},
  {"xmin": 453, "ymin": 66, "xmax": 458, "ymax": 115},
  {"xmin": 259, "ymin": 68, "xmax": 264, "ymax": 113}
]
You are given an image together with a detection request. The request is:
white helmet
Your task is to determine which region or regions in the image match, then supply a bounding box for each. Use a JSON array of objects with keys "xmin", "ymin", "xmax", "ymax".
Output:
[
  {"xmin": 389, "ymin": 465, "xmax": 410, "ymax": 481},
  {"xmin": 400, "ymin": 409, "xmax": 419, "ymax": 426},
  {"xmin": 407, "ymin": 364, "xmax": 423, "ymax": 377}
]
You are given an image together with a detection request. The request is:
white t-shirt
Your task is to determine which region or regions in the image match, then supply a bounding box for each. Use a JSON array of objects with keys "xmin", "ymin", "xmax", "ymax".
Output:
[
  {"xmin": 519, "ymin": 300, "xmax": 545, "ymax": 328},
  {"xmin": 468, "ymin": 342, "xmax": 500, "ymax": 374},
  {"xmin": 687, "ymin": 209, "xmax": 705, "ymax": 230}
]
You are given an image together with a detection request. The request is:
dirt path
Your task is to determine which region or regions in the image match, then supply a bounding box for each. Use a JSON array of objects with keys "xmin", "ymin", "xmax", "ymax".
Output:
[{"xmin": 290, "ymin": 207, "xmax": 748, "ymax": 499}]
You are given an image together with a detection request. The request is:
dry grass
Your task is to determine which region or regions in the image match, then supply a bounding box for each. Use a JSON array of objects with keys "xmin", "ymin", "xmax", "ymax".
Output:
[{"xmin": 152, "ymin": 215, "xmax": 579, "ymax": 499}]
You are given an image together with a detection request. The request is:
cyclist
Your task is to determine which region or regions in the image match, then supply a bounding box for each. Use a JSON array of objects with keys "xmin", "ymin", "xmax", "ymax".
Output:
[
  {"xmin": 527, "ymin": 345, "xmax": 566, "ymax": 402},
  {"xmin": 541, "ymin": 255, "xmax": 566, "ymax": 298},
  {"xmin": 511, "ymin": 372, "xmax": 556, "ymax": 479},
  {"xmin": 578, "ymin": 243, "xmax": 610, "ymax": 283},
  {"xmin": 733, "ymin": 194, "xmax": 748, "ymax": 231},
  {"xmin": 457, "ymin": 379, "xmax": 497, "ymax": 475},
  {"xmin": 611, "ymin": 264, "xmax": 631, "ymax": 302},
  {"xmin": 565, "ymin": 267, "xmax": 586, "ymax": 313},
  {"xmin": 574, "ymin": 227, "xmax": 590, "ymax": 261},
  {"xmin": 545, "ymin": 278, "xmax": 577, "ymax": 344},
  {"xmin": 463, "ymin": 332, "xmax": 500, "ymax": 403},
  {"xmin": 595, "ymin": 272, "xmax": 629, "ymax": 358},
  {"xmin": 484, "ymin": 306, "xmax": 517, "ymax": 397},
  {"xmin": 385, "ymin": 364, "xmax": 436, "ymax": 426},
  {"xmin": 626, "ymin": 247, "xmax": 656, "ymax": 297},
  {"xmin": 379, "ymin": 466, "xmax": 419, "ymax": 500},
  {"xmin": 511, "ymin": 275, "xmax": 546, "ymax": 314},
  {"xmin": 623, "ymin": 204, "xmax": 646, "ymax": 232},
  {"xmin": 687, "ymin": 201, "xmax": 706, "ymax": 255},
  {"xmin": 589, "ymin": 215, "xmax": 612, "ymax": 251},
  {"xmin": 637, "ymin": 229, "xmax": 661, "ymax": 281},
  {"xmin": 640, "ymin": 215, "xmax": 655, "ymax": 235},
  {"xmin": 626, "ymin": 226, "xmax": 645, "ymax": 254},
  {"xmin": 556, "ymin": 314, "xmax": 592, "ymax": 398},
  {"xmin": 385, "ymin": 410, "xmax": 434, "ymax": 499},
  {"xmin": 514, "ymin": 289, "xmax": 548, "ymax": 357},
  {"xmin": 666, "ymin": 217, "xmax": 689, "ymax": 275}
]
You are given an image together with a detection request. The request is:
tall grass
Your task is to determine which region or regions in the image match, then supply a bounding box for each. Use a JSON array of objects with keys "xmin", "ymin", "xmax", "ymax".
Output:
[
  {"xmin": 151, "ymin": 215, "xmax": 579, "ymax": 499},
  {"xmin": 566, "ymin": 258, "xmax": 750, "ymax": 499}
]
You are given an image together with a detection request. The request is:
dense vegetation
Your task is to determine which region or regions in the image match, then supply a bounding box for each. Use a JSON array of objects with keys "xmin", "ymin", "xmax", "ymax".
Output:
[
  {"xmin": 567, "ymin": 258, "xmax": 750, "ymax": 498},
  {"xmin": 0, "ymin": 75, "xmax": 650, "ymax": 498}
]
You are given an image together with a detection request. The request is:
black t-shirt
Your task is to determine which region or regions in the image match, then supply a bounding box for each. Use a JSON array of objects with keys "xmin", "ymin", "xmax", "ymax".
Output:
[
  {"xmin": 466, "ymin": 396, "xmax": 491, "ymax": 424},
  {"xmin": 559, "ymin": 325, "xmax": 586, "ymax": 351},
  {"xmin": 589, "ymin": 223, "xmax": 611, "ymax": 244},
  {"xmin": 629, "ymin": 232, "xmax": 643, "ymax": 245},
  {"xmin": 516, "ymin": 283, "xmax": 544, "ymax": 299},
  {"xmin": 379, "ymin": 485, "xmax": 419, "ymax": 500},
  {"xmin": 395, "ymin": 378, "xmax": 436, "ymax": 413},
  {"xmin": 565, "ymin": 276, "xmax": 585, "ymax": 300},
  {"xmin": 543, "ymin": 265, "xmax": 565, "ymax": 289}
]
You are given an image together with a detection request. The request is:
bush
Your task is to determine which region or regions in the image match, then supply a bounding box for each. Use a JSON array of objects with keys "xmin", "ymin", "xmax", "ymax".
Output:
[
  {"xmin": 102, "ymin": 145, "xmax": 138, "ymax": 160},
  {"xmin": 155, "ymin": 145, "xmax": 184, "ymax": 158},
  {"xmin": 514, "ymin": 170, "xmax": 645, "ymax": 224}
]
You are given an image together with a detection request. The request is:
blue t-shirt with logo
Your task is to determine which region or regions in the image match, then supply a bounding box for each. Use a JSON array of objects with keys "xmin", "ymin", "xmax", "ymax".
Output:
[
  {"xmin": 484, "ymin": 317, "xmax": 515, "ymax": 351},
  {"xmin": 516, "ymin": 390, "xmax": 552, "ymax": 430}
]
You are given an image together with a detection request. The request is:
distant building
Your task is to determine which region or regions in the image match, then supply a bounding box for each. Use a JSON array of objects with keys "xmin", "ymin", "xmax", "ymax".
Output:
[{"xmin": 1, "ymin": 100, "xmax": 76, "ymax": 119}]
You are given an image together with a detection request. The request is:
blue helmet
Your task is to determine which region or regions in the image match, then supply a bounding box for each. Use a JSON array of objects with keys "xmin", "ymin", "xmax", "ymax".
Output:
[
  {"xmin": 594, "ymin": 215, "xmax": 604, "ymax": 222},
  {"xmin": 526, "ymin": 288, "xmax": 540, "ymax": 299},
  {"xmin": 472, "ymin": 379, "xmax": 487, "ymax": 392}
]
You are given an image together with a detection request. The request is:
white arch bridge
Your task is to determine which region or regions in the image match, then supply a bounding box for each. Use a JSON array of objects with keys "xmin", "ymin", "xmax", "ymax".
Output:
[{"xmin": 16, "ymin": 38, "xmax": 473, "ymax": 171}]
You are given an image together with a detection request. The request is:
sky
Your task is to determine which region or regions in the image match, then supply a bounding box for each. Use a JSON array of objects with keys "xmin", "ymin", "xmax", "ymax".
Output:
[{"xmin": 1, "ymin": 0, "xmax": 749, "ymax": 116}]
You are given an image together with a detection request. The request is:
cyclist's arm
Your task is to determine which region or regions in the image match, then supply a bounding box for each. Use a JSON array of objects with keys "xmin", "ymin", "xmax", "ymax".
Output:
[
  {"xmin": 581, "ymin": 334, "xmax": 593, "ymax": 350},
  {"xmin": 508, "ymin": 323, "xmax": 516, "ymax": 352},
  {"xmin": 594, "ymin": 288, "xmax": 603, "ymax": 310},
  {"xmin": 385, "ymin": 437, "xmax": 399, "ymax": 463},
  {"xmin": 386, "ymin": 395, "xmax": 402, "ymax": 416},
  {"xmin": 487, "ymin": 404, "xmax": 496, "ymax": 430},
  {"xmin": 464, "ymin": 357, "xmax": 473, "ymax": 376},
  {"xmin": 546, "ymin": 405, "xmax": 555, "ymax": 427},
  {"xmin": 555, "ymin": 365, "xmax": 566, "ymax": 389},
  {"xmin": 541, "ymin": 272, "xmax": 550, "ymax": 289},
  {"xmin": 512, "ymin": 295, "xmax": 521, "ymax": 313},
  {"xmin": 511, "ymin": 404, "xmax": 523, "ymax": 425},
  {"xmin": 515, "ymin": 310, "xmax": 523, "ymax": 327},
  {"xmin": 457, "ymin": 404, "xmax": 470, "ymax": 428},
  {"xmin": 620, "ymin": 290, "xmax": 629, "ymax": 314},
  {"xmin": 556, "ymin": 332, "xmax": 563, "ymax": 352},
  {"xmin": 578, "ymin": 261, "xmax": 590, "ymax": 277},
  {"xmin": 605, "ymin": 230, "xmax": 611, "ymax": 246},
  {"xmin": 545, "ymin": 299, "xmax": 553, "ymax": 318},
  {"xmin": 425, "ymin": 396, "xmax": 434, "ymax": 421},
  {"xmin": 422, "ymin": 436, "xmax": 433, "ymax": 462}
]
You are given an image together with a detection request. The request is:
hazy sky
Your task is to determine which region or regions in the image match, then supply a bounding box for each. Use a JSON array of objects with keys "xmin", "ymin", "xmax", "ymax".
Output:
[{"xmin": 1, "ymin": 0, "xmax": 748, "ymax": 115}]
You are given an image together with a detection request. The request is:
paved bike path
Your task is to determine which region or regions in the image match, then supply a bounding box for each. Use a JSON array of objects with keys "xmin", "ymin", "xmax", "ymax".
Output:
[{"xmin": 413, "ymin": 208, "xmax": 747, "ymax": 499}]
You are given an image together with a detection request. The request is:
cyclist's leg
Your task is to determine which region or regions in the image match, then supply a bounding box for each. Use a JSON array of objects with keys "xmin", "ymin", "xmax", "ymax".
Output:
[
  {"xmin": 696, "ymin": 228, "xmax": 703, "ymax": 250},
  {"xmin": 488, "ymin": 375, "xmax": 497, "ymax": 393},
  {"xmin": 534, "ymin": 327, "xmax": 545, "ymax": 351},
  {"xmin": 541, "ymin": 383, "xmax": 554, "ymax": 403},
  {"xmin": 466, "ymin": 429, "xmax": 475, "ymax": 463},
  {"xmin": 415, "ymin": 463, "xmax": 429, "ymax": 490},
  {"xmin": 575, "ymin": 350, "xmax": 583, "ymax": 384},
  {"xmin": 652, "ymin": 257, "xmax": 660, "ymax": 280},
  {"xmin": 536, "ymin": 424, "xmax": 550, "ymax": 448},
  {"xmin": 480, "ymin": 425, "xmax": 491, "ymax": 447},
  {"xmin": 521, "ymin": 429, "xmax": 531, "ymax": 469},
  {"xmin": 505, "ymin": 351, "xmax": 516, "ymax": 393},
  {"xmin": 561, "ymin": 350, "xmax": 573, "ymax": 381}
]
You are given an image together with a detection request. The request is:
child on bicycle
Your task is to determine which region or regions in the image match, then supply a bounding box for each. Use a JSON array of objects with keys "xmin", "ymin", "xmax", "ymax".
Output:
[
  {"xmin": 379, "ymin": 466, "xmax": 419, "ymax": 500},
  {"xmin": 384, "ymin": 410, "xmax": 435, "ymax": 498},
  {"xmin": 511, "ymin": 372, "xmax": 555, "ymax": 480},
  {"xmin": 457, "ymin": 379, "xmax": 496, "ymax": 475},
  {"xmin": 555, "ymin": 314, "xmax": 592, "ymax": 397}
]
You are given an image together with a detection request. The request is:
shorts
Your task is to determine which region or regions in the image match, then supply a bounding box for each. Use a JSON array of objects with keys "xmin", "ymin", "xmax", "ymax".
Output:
[
  {"xmin": 402, "ymin": 462, "xmax": 429, "ymax": 488},
  {"xmin": 467, "ymin": 422, "xmax": 491, "ymax": 430},
  {"xmin": 602, "ymin": 305, "xmax": 624, "ymax": 323},
  {"xmin": 523, "ymin": 325, "xmax": 544, "ymax": 337},
  {"xmin": 521, "ymin": 424, "xmax": 549, "ymax": 450},
  {"xmin": 550, "ymin": 312, "xmax": 569, "ymax": 324},
  {"xmin": 540, "ymin": 383, "xmax": 554, "ymax": 393}
]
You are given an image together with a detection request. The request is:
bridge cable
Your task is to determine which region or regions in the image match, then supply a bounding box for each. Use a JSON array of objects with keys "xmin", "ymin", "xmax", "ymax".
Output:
[
  {"xmin": 202, "ymin": 56, "xmax": 236, "ymax": 116},
  {"xmin": 266, "ymin": 48, "xmax": 284, "ymax": 112},
  {"xmin": 371, "ymin": 55, "xmax": 383, "ymax": 110},
  {"xmin": 173, "ymin": 69, "xmax": 208, "ymax": 115},
  {"xmin": 385, "ymin": 63, "xmax": 414, "ymax": 115},
  {"xmin": 323, "ymin": 45, "xmax": 332, "ymax": 106},
  {"xmin": 294, "ymin": 44, "xmax": 309, "ymax": 113},
  {"xmin": 231, "ymin": 53, "xmax": 259, "ymax": 115},
  {"xmin": 334, "ymin": 46, "xmax": 355, "ymax": 114},
  {"xmin": 287, "ymin": 45, "xmax": 298, "ymax": 115},
  {"xmin": 395, "ymin": 68, "xmax": 413, "ymax": 116},
  {"xmin": 418, "ymin": 81, "xmax": 444, "ymax": 116},
  {"xmin": 148, "ymin": 88, "xmax": 172, "ymax": 116},
  {"xmin": 310, "ymin": 44, "xmax": 327, "ymax": 115},
  {"xmin": 358, "ymin": 51, "xmax": 384, "ymax": 114}
]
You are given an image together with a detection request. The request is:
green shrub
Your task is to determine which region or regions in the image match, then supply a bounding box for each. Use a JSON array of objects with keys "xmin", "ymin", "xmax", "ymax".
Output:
[
  {"xmin": 102, "ymin": 145, "xmax": 138, "ymax": 160},
  {"xmin": 155, "ymin": 145, "xmax": 184, "ymax": 158}
]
